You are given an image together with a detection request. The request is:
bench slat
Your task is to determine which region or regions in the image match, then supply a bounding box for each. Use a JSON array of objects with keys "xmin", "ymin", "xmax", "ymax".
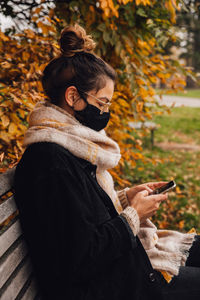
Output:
[
  {"xmin": 0, "ymin": 168, "xmax": 40, "ymax": 299},
  {"xmin": 0, "ymin": 196, "xmax": 17, "ymax": 224},
  {"xmin": 21, "ymin": 277, "xmax": 39, "ymax": 300},
  {"xmin": 0, "ymin": 239, "xmax": 28, "ymax": 289},
  {"xmin": 0, "ymin": 167, "xmax": 15, "ymax": 197},
  {"xmin": 0, "ymin": 219, "xmax": 22, "ymax": 257},
  {"xmin": 0, "ymin": 257, "xmax": 32, "ymax": 300}
]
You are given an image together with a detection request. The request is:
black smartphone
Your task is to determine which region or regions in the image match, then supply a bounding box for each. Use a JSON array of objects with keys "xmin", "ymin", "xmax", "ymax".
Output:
[{"xmin": 150, "ymin": 180, "xmax": 176, "ymax": 195}]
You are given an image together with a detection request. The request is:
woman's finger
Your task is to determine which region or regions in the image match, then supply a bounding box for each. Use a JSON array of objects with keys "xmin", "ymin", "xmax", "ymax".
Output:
[
  {"xmin": 147, "ymin": 193, "xmax": 167, "ymax": 202},
  {"xmin": 136, "ymin": 185, "xmax": 153, "ymax": 194},
  {"xmin": 146, "ymin": 181, "xmax": 168, "ymax": 189},
  {"xmin": 144, "ymin": 185, "xmax": 153, "ymax": 193},
  {"xmin": 131, "ymin": 185, "xmax": 153, "ymax": 194},
  {"xmin": 156, "ymin": 193, "xmax": 168, "ymax": 202},
  {"xmin": 138, "ymin": 189, "xmax": 149, "ymax": 197}
]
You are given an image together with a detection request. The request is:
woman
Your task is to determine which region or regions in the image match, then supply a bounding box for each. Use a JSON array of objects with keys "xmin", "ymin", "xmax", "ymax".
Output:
[{"xmin": 14, "ymin": 24, "xmax": 200, "ymax": 300}]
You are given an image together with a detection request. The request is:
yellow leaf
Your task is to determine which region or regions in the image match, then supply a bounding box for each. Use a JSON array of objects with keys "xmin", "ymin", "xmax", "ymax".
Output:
[
  {"xmin": 10, "ymin": 113, "xmax": 20, "ymax": 123},
  {"xmin": 104, "ymin": 7, "xmax": 110, "ymax": 17},
  {"xmin": 34, "ymin": 7, "xmax": 42, "ymax": 14},
  {"xmin": 1, "ymin": 115, "xmax": 10, "ymax": 127},
  {"xmin": 8, "ymin": 153, "xmax": 16, "ymax": 159},
  {"xmin": 8, "ymin": 123, "xmax": 18, "ymax": 135},
  {"xmin": 0, "ymin": 131, "xmax": 10, "ymax": 143},
  {"xmin": 100, "ymin": 0, "xmax": 108, "ymax": 9},
  {"xmin": 54, "ymin": 16, "xmax": 61, "ymax": 22},
  {"xmin": 16, "ymin": 140, "xmax": 23, "ymax": 152},
  {"xmin": 0, "ymin": 31, "xmax": 9, "ymax": 42},
  {"xmin": 136, "ymin": 0, "xmax": 151, "ymax": 6},
  {"xmin": 18, "ymin": 123, "xmax": 28, "ymax": 131},
  {"xmin": 138, "ymin": 167, "xmax": 144, "ymax": 171},
  {"xmin": 31, "ymin": 16, "xmax": 38, "ymax": 22},
  {"xmin": 52, "ymin": 43, "xmax": 60, "ymax": 49},
  {"xmin": 187, "ymin": 228, "xmax": 197, "ymax": 234},
  {"xmin": 18, "ymin": 109, "xmax": 26, "ymax": 118},
  {"xmin": 175, "ymin": 186, "xmax": 182, "ymax": 194},
  {"xmin": 24, "ymin": 29, "xmax": 35, "ymax": 39},
  {"xmin": 159, "ymin": 270, "xmax": 173, "ymax": 283},
  {"xmin": 122, "ymin": 0, "xmax": 132, "ymax": 4},
  {"xmin": 10, "ymin": 93, "xmax": 23, "ymax": 104},
  {"xmin": 132, "ymin": 152, "xmax": 143, "ymax": 160},
  {"xmin": 1, "ymin": 61, "xmax": 12, "ymax": 69},
  {"xmin": 139, "ymin": 87, "xmax": 149, "ymax": 99},
  {"xmin": 136, "ymin": 102, "xmax": 144, "ymax": 112},
  {"xmin": 165, "ymin": 0, "xmax": 176, "ymax": 23},
  {"xmin": 22, "ymin": 51, "xmax": 30, "ymax": 61},
  {"xmin": 37, "ymin": 21, "xmax": 49, "ymax": 35},
  {"xmin": 178, "ymin": 220, "xmax": 184, "ymax": 229},
  {"xmin": 149, "ymin": 76, "xmax": 157, "ymax": 83},
  {"xmin": 118, "ymin": 99, "xmax": 130, "ymax": 108}
]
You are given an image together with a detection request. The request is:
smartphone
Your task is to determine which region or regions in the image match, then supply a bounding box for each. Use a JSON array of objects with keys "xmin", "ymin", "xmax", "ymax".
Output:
[{"xmin": 150, "ymin": 180, "xmax": 176, "ymax": 195}]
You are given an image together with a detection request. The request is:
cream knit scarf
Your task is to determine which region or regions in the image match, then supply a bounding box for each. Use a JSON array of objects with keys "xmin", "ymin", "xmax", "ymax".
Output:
[
  {"xmin": 23, "ymin": 101, "xmax": 196, "ymax": 280},
  {"xmin": 23, "ymin": 101, "xmax": 122, "ymax": 213}
]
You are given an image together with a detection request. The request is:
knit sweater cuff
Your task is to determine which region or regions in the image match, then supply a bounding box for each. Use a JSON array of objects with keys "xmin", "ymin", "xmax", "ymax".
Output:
[
  {"xmin": 120, "ymin": 206, "xmax": 140, "ymax": 236},
  {"xmin": 117, "ymin": 188, "xmax": 130, "ymax": 209}
]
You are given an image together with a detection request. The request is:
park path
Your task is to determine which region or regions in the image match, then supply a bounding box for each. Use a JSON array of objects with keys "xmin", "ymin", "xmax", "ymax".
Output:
[
  {"xmin": 155, "ymin": 142, "xmax": 200, "ymax": 151},
  {"xmin": 156, "ymin": 95, "xmax": 200, "ymax": 108}
]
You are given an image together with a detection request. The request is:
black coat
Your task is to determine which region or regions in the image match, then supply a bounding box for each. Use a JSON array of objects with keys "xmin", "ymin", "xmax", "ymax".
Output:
[{"xmin": 14, "ymin": 142, "xmax": 165, "ymax": 300}]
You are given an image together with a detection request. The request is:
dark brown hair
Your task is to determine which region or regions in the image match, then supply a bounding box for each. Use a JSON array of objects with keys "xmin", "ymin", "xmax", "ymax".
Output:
[{"xmin": 42, "ymin": 24, "xmax": 117, "ymax": 105}]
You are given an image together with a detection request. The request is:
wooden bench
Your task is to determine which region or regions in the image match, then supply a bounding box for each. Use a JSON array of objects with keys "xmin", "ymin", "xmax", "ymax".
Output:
[
  {"xmin": 128, "ymin": 121, "xmax": 158, "ymax": 148},
  {"xmin": 0, "ymin": 167, "xmax": 42, "ymax": 300}
]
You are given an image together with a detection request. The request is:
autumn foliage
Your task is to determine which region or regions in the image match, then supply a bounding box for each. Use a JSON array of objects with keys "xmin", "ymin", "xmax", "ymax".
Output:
[{"xmin": 0, "ymin": 0, "xmax": 193, "ymax": 184}]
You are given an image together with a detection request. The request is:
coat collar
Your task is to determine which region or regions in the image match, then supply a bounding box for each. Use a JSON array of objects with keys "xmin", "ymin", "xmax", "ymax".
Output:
[
  {"xmin": 66, "ymin": 147, "xmax": 97, "ymax": 170},
  {"xmin": 75, "ymin": 156, "xmax": 95, "ymax": 169}
]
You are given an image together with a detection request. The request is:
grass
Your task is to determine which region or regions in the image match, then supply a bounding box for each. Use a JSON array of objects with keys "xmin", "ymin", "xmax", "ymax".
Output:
[
  {"xmin": 154, "ymin": 107, "xmax": 200, "ymax": 145},
  {"xmin": 157, "ymin": 89, "xmax": 200, "ymax": 98},
  {"xmin": 125, "ymin": 107, "xmax": 200, "ymax": 232}
]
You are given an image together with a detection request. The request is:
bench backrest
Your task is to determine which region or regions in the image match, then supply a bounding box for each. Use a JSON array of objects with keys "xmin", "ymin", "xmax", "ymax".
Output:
[{"xmin": 0, "ymin": 168, "xmax": 41, "ymax": 300}]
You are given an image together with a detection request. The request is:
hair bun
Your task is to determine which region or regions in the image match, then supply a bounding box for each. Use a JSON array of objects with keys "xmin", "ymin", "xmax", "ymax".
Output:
[{"xmin": 59, "ymin": 23, "xmax": 96, "ymax": 57}]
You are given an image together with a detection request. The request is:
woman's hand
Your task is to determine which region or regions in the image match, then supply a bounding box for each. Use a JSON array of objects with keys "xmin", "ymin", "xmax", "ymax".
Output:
[
  {"xmin": 126, "ymin": 181, "xmax": 167, "ymax": 204},
  {"xmin": 126, "ymin": 182, "xmax": 168, "ymax": 223}
]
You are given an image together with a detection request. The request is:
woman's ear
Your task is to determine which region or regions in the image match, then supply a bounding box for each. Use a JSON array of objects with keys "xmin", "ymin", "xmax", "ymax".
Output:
[{"xmin": 64, "ymin": 86, "xmax": 79, "ymax": 107}]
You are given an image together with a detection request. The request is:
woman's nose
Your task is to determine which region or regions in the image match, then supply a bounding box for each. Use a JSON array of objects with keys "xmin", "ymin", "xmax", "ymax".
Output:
[{"xmin": 100, "ymin": 105, "xmax": 109, "ymax": 114}]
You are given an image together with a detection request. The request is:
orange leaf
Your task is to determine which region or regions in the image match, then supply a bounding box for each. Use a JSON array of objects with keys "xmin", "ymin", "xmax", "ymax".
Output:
[
  {"xmin": 0, "ymin": 31, "xmax": 9, "ymax": 41},
  {"xmin": 22, "ymin": 51, "xmax": 30, "ymax": 61},
  {"xmin": 8, "ymin": 123, "xmax": 18, "ymax": 135},
  {"xmin": 10, "ymin": 93, "xmax": 23, "ymax": 104},
  {"xmin": 34, "ymin": 7, "xmax": 42, "ymax": 14},
  {"xmin": 178, "ymin": 220, "xmax": 184, "ymax": 229},
  {"xmin": 1, "ymin": 115, "xmax": 10, "ymax": 127}
]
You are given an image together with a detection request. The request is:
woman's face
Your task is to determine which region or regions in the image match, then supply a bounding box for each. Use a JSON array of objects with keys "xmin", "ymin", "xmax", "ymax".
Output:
[
  {"xmin": 64, "ymin": 78, "xmax": 114, "ymax": 113},
  {"xmin": 85, "ymin": 78, "xmax": 114, "ymax": 113}
]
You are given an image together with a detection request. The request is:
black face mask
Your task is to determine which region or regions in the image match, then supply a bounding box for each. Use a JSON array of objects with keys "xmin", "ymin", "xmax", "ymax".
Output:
[{"xmin": 74, "ymin": 95, "xmax": 110, "ymax": 131}]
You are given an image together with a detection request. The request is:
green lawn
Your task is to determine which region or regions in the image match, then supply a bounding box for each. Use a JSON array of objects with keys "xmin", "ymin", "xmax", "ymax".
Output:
[
  {"xmin": 154, "ymin": 107, "xmax": 200, "ymax": 145},
  {"xmin": 126, "ymin": 107, "xmax": 200, "ymax": 232},
  {"xmin": 157, "ymin": 89, "xmax": 200, "ymax": 98}
]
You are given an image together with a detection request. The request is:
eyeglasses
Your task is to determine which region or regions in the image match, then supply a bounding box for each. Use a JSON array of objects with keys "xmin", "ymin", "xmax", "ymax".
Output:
[{"xmin": 82, "ymin": 91, "xmax": 111, "ymax": 115}]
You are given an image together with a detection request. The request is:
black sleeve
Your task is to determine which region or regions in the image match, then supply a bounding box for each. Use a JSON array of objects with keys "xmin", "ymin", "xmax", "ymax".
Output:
[{"xmin": 23, "ymin": 168, "xmax": 137, "ymax": 283}]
